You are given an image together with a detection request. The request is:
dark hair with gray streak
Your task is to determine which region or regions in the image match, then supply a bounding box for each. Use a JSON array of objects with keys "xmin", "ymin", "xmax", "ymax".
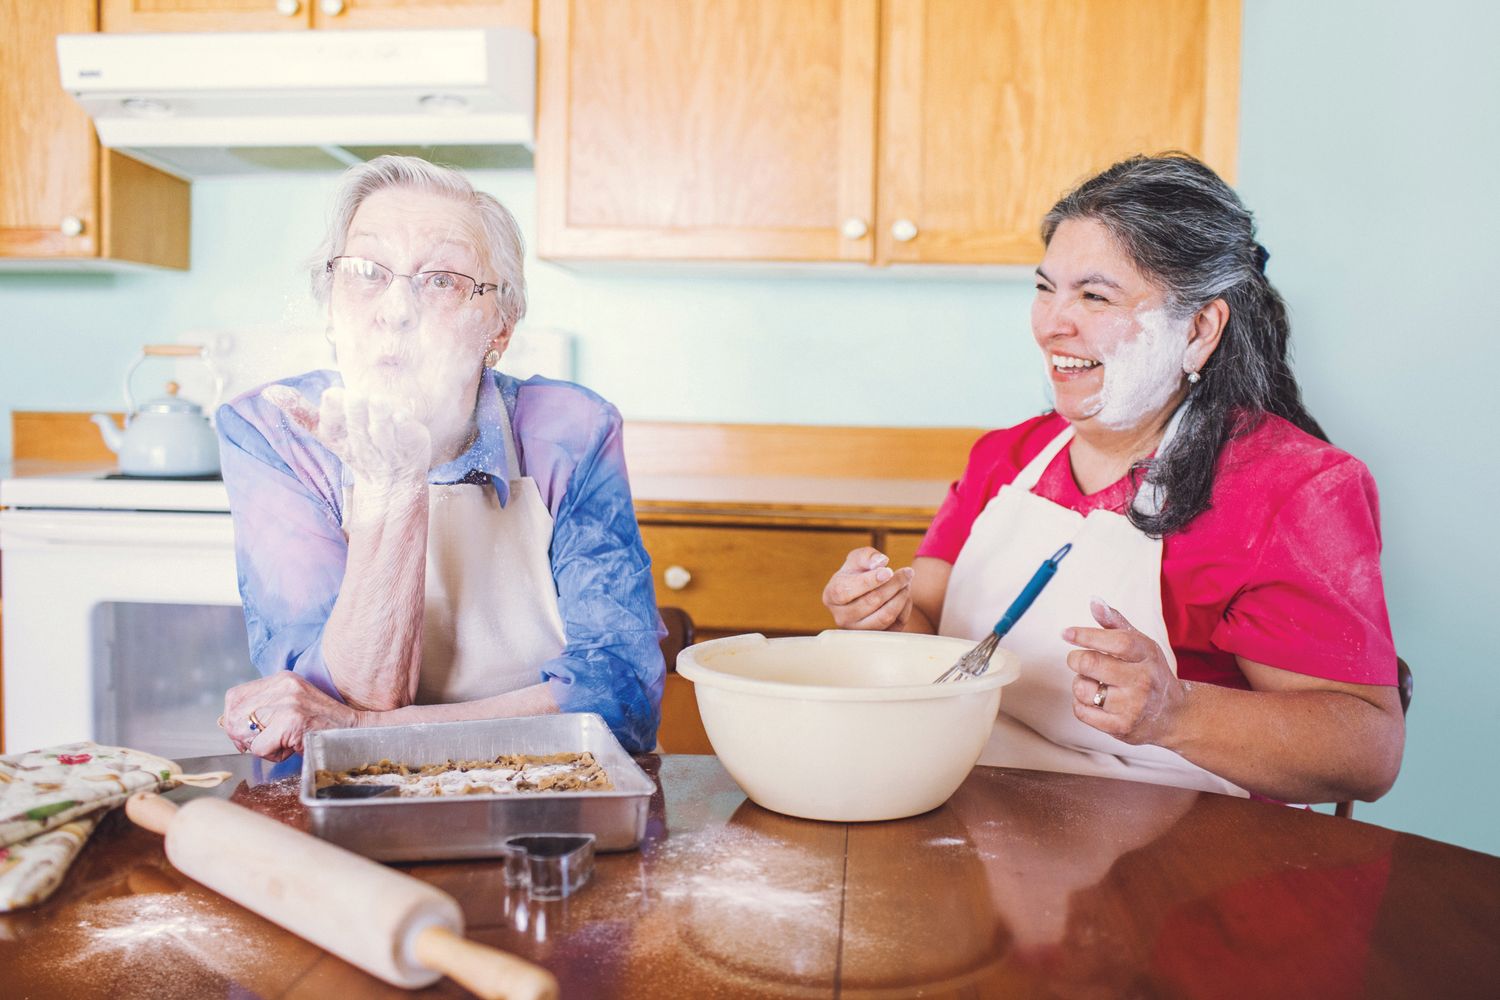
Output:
[{"xmin": 1042, "ymin": 152, "xmax": 1327, "ymax": 537}]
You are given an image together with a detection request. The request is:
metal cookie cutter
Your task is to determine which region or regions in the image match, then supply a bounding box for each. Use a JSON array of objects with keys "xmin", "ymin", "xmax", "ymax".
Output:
[{"xmin": 502, "ymin": 833, "xmax": 596, "ymax": 900}]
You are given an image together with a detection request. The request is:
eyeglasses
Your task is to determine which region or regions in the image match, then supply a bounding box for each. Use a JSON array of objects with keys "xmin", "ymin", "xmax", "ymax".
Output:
[{"xmin": 326, "ymin": 256, "xmax": 500, "ymax": 309}]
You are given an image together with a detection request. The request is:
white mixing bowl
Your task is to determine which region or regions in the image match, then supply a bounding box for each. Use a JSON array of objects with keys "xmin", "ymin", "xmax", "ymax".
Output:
[{"xmin": 675, "ymin": 630, "xmax": 1020, "ymax": 822}]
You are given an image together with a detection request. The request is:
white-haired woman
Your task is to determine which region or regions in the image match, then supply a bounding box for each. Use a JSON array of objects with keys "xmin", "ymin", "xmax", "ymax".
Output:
[
  {"xmin": 823, "ymin": 154, "xmax": 1404, "ymax": 805},
  {"xmin": 216, "ymin": 155, "xmax": 663, "ymax": 760}
]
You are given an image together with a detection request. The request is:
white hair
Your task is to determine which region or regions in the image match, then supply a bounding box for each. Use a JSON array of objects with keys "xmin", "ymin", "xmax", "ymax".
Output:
[{"xmin": 309, "ymin": 154, "xmax": 527, "ymax": 335}]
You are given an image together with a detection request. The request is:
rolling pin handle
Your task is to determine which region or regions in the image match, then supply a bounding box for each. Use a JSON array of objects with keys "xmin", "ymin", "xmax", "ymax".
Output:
[
  {"xmin": 125, "ymin": 791, "xmax": 180, "ymax": 835},
  {"xmin": 413, "ymin": 925, "xmax": 559, "ymax": 1000}
]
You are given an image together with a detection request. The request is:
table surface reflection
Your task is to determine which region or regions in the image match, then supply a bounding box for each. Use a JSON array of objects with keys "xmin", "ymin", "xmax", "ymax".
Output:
[{"xmin": 3, "ymin": 754, "xmax": 1497, "ymax": 999}]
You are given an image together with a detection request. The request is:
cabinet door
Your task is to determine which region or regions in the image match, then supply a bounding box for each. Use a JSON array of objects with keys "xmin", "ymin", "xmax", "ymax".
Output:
[
  {"xmin": 538, "ymin": 0, "xmax": 878, "ymax": 262},
  {"xmin": 878, "ymin": 0, "xmax": 1241, "ymax": 264},
  {"xmin": 0, "ymin": 0, "xmax": 98, "ymax": 258},
  {"xmin": 312, "ymin": 0, "xmax": 533, "ymax": 30},
  {"xmin": 101, "ymin": 0, "xmax": 313, "ymax": 32}
]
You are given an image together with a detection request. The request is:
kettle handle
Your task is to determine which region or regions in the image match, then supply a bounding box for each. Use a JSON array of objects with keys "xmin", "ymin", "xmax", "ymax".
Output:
[{"xmin": 123, "ymin": 344, "xmax": 225, "ymax": 418}]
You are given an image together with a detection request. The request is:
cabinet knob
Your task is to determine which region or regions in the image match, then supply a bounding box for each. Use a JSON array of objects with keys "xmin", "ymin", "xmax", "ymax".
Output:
[
  {"xmin": 663, "ymin": 565, "xmax": 692, "ymax": 591},
  {"xmin": 276, "ymin": 0, "xmax": 301, "ymax": 16},
  {"xmin": 890, "ymin": 218, "xmax": 919, "ymax": 243},
  {"xmin": 320, "ymin": 0, "xmax": 345, "ymax": 14},
  {"xmin": 840, "ymin": 217, "xmax": 869, "ymax": 240},
  {"xmin": 60, "ymin": 216, "xmax": 84, "ymax": 237}
]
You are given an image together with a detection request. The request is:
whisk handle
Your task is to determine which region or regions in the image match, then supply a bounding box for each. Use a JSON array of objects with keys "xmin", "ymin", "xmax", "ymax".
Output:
[{"xmin": 990, "ymin": 543, "xmax": 1073, "ymax": 639}]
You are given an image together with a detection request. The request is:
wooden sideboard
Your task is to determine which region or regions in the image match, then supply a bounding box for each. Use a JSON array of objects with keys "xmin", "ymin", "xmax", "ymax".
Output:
[{"xmin": 6, "ymin": 413, "xmax": 984, "ymax": 755}]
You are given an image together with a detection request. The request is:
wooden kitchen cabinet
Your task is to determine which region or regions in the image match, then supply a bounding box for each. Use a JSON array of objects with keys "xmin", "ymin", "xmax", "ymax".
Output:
[
  {"xmin": 0, "ymin": 0, "xmax": 189, "ymax": 267},
  {"xmin": 537, "ymin": 0, "xmax": 877, "ymax": 262},
  {"xmin": 538, "ymin": 0, "xmax": 1239, "ymax": 265},
  {"xmin": 640, "ymin": 524, "xmax": 872, "ymax": 636},
  {"xmin": 100, "ymin": 0, "xmax": 534, "ymax": 33},
  {"xmin": 877, "ymin": 0, "xmax": 1240, "ymax": 264}
]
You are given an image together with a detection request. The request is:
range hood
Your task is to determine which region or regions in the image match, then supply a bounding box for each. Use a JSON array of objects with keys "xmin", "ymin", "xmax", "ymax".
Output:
[{"xmin": 56, "ymin": 28, "xmax": 535, "ymax": 178}]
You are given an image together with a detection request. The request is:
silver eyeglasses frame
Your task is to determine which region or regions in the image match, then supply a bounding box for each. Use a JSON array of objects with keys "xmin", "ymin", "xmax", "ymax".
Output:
[{"xmin": 325, "ymin": 255, "xmax": 501, "ymax": 302}]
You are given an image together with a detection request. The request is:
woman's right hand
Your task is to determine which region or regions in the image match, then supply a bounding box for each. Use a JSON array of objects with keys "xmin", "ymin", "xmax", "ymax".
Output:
[
  {"xmin": 823, "ymin": 547, "xmax": 915, "ymax": 630},
  {"xmin": 263, "ymin": 384, "xmax": 430, "ymax": 496}
]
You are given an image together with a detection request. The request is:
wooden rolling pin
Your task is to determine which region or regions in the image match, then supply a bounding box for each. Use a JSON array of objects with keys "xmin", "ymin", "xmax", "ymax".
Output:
[{"xmin": 126, "ymin": 793, "xmax": 558, "ymax": 1000}]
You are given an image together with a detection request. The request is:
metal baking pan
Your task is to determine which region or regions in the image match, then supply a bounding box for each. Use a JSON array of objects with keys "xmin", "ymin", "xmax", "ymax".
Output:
[{"xmin": 299, "ymin": 713, "xmax": 655, "ymax": 861}]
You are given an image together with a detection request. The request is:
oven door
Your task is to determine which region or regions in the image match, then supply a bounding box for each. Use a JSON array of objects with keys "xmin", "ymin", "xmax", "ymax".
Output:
[{"xmin": 1, "ymin": 508, "xmax": 254, "ymax": 758}]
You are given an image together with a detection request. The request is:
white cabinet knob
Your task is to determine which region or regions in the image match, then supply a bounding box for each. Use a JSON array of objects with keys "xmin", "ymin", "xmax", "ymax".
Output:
[
  {"xmin": 890, "ymin": 218, "xmax": 919, "ymax": 243},
  {"xmin": 663, "ymin": 565, "xmax": 692, "ymax": 591},
  {"xmin": 840, "ymin": 217, "xmax": 869, "ymax": 240},
  {"xmin": 276, "ymin": 0, "xmax": 301, "ymax": 16},
  {"xmin": 320, "ymin": 0, "xmax": 345, "ymax": 14},
  {"xmin": 60, "ymin": 216, "xmax": 84, "ymax": 237}
]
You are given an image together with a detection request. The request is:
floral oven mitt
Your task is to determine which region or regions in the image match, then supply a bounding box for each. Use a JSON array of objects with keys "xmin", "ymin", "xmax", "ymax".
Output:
[{"xmin": 0, "ymin": 741, "xmax": 224, "ymax": 911}]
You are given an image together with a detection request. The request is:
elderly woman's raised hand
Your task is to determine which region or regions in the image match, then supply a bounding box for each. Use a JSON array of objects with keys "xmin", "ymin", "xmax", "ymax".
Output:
[
  {"xmin": 823, "ymin": 547, "xmax": 916, "ymax": 630},
  {"xmin": 263, "ymin": 384, "xmax": 431, "ymax": 497},
  {"xmin": 1063, "ymin": 598, "xmax": 1188, "ymax": 746}
]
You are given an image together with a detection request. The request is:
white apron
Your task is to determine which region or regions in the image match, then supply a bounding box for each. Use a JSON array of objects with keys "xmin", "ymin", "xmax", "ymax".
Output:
[
  {"xmin": 346, "ymin": 398, "xmax": 567, "ymax": 705},
  {"xmin": 939, "ymin": 418, "xmax": 1248, "ymax": 797}
]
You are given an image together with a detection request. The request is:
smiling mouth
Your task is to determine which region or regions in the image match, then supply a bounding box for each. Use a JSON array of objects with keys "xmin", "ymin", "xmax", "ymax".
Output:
[{"xmin": 1051, "ymin": 354, "xmax": 1101, "ymax": 374}]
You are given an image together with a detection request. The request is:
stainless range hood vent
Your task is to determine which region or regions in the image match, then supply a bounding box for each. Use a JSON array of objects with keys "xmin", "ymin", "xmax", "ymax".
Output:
[{"xmin": 57, "ymin": 28, "xmax": 536, "ymax": 178}]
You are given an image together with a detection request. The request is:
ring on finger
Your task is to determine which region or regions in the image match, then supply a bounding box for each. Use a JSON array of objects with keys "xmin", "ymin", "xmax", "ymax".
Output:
[
  {"xmin": 1092, "ymin": 682, "xmax": 1109, "ymax": 709},
  {"xmin": 248, "ymin": 710, "xmax": 266, "ymax": 734}
]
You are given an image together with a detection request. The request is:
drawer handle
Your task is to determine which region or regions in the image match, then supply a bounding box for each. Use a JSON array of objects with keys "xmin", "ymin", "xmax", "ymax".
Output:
[
  {"xmin": 663, "ymin": 565, "xmax": 692, "ymax": 591},
  {"xmin": 890, "ymin": 218, "xmax": 919, "ymax": 243},
  {"xmin": 276, "ymin": 0, "xmax": 301, "ymax": 16}
]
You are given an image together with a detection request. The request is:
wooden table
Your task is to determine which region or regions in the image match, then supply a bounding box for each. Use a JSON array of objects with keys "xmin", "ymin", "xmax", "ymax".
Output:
[{"xmin": 4, "ymin": 755, "xmax": 1497, "ymax": 999}]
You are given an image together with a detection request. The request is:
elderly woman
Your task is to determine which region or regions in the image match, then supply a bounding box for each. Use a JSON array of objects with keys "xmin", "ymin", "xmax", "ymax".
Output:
[
  {"xmin": 216, "ymin": 155, "xmax": 663, "ymax": 759},
  {"xmin": 824, "ymin": 154, "xmax": 1404, "ymax": 804}
]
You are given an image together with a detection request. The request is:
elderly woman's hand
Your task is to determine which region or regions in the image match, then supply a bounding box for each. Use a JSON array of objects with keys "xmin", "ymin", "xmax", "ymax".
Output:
[
  {"xmin": 262, "ymin": 384, "xmax": 431, "ymax": 497},
  {"xmin": 221, "ymin": 672, "xmax": 366, "ymax": 763},
  {"xmin": 1063, "ymin": 598, "xmax": 1189, "ymax": 746},
  {"xmin": 823, "ymin": 547, "xmax": 915, "ymax": 630}
]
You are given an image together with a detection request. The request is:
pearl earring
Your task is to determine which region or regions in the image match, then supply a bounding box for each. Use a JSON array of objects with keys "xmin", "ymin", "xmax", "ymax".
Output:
[
  {"xmin": 483, "ymin": 349, "xmax": 501, "ymax": 368},
  {"xmin": 1187, "ymin": 370, "xmax": 1201, "ymax": 385}
]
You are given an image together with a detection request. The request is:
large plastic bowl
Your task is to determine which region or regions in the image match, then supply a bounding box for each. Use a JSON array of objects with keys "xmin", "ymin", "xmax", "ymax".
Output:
[{"xmin": 675, "ymin": 630, "xmax": 1020, "ymax": 822}]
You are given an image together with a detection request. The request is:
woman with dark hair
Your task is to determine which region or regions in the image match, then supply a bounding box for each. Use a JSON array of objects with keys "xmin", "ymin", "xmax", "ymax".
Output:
[{"xmin": 823, "ymin": 153, "xmax": 1404, "ymax": 803}]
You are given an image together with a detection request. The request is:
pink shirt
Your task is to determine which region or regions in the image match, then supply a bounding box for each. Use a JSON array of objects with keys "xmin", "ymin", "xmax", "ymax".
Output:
[{"xmin": 916, "ymin": 412, "xmax": 1397, "ymax": 688}]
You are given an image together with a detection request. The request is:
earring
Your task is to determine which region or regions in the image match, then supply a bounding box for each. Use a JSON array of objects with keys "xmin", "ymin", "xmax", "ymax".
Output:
[
  {"xmin": 483, "ymin": 348, "xmax": 501, "ymax": 368},
  {"xmin": 1187, "ymin": 370, "xmax": 1202, "ymax": 385}
]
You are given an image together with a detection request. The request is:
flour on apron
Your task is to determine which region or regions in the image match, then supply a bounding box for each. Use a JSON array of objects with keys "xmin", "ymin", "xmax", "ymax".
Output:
[{"xmin": 939, "ymin": 413, "xmax": 1248, "ymax": 797}]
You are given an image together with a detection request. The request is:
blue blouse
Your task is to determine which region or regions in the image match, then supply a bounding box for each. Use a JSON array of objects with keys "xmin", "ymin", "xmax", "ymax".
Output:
[{"xmin": 216, "ymin": 369, "xmax": 665, "ymax": 753}]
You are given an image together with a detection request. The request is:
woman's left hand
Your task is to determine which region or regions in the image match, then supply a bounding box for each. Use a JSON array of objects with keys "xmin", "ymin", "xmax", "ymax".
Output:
[
  {"xmin": 220, "ymin": 672, "xmax": 366, "ymax": 762},
  {"xmin": 1063, "ymin": 598, "xmax": 1188, "ymax": 747}
]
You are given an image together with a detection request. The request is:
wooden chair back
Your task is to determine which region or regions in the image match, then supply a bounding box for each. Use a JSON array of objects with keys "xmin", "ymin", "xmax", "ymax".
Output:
[{"xmin": 656, "ymin": 606, "xmax": 713, "ymax": 755}]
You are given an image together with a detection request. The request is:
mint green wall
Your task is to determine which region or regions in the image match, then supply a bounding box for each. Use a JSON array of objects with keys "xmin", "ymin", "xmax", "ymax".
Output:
[{"xmin": 1, "ymin": 1, "xmax": 1494, "ymax": 853}]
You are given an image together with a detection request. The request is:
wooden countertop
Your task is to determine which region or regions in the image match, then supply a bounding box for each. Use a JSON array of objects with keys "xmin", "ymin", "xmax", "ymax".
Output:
[{"xmin": 4, "ymin": 754, "xmax": 1497, "ymax": 999}]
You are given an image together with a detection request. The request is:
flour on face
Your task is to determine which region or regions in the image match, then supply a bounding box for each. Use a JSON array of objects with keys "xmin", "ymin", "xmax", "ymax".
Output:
[{"xmin": 1081, "ymin": 306, "xmax": 1191, "ymax": 430}]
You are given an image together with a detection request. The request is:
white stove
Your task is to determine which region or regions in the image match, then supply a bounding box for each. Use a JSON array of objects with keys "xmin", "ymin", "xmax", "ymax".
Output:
[
  {"xmin": 1, "ymin": 466, "xmax": 251, "ymax": 758},
  {"xmin": 0, "ymin": 468, "xmax": 230, "ymax": 513}
]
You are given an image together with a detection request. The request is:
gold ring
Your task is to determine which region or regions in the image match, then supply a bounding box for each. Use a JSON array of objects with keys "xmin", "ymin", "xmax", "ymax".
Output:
[
  {"xmin": 1092, "ymin": 682, "xmax": 1108, "ymax": 709},
  {"xmin": 216, "ymin": 715, "xmax": 225, "ymax": 729},
  {"xmin": 248, "ymin": 710, "xmax": 266, "ymax": 734}
]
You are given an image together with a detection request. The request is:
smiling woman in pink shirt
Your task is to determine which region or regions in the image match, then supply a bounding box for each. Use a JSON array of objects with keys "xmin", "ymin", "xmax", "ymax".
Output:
[{"xmin": 823, "ymin": 154, "xmax": 1404, "ymax": 806}]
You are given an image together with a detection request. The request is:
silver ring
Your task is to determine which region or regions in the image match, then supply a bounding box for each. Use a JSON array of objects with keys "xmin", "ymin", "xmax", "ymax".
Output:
[{"xmin": 1092, "ymin": 682, "xmax": 1108, "ymax": 709}]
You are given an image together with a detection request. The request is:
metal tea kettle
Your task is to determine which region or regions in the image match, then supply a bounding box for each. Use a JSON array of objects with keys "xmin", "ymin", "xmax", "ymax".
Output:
[{"xmin": 91, "ymin": 345, "xmax": 224, "ymax": 477}]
